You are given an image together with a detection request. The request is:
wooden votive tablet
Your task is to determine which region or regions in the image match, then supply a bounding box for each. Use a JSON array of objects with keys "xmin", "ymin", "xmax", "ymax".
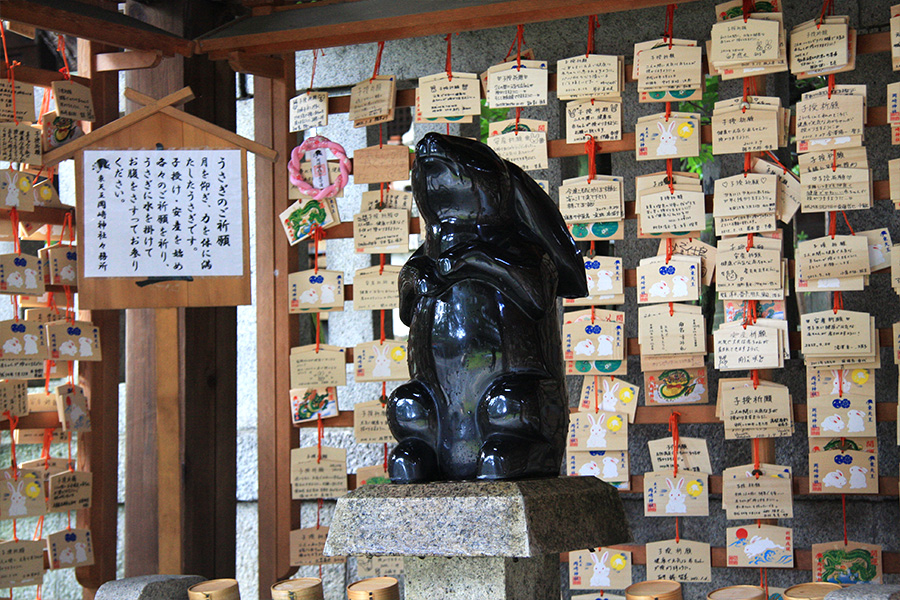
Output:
[
  {"xmin": 346, "ymin": 576, "xmax": 400, "ymax": 600},
  {"xmin": 708, "ymin": 585, "xmax": 766, "ymax": 600},
  {"xmin": 272, "ymin": 577, "xmax": 324, "ymax": 600},
  {"xmin": 626, "ymin": 580, "xmax": 683, "ymax": 600},
  {"xmin": 784, "ymin": 583, "xmax": 843, "ymax": 600},
  {"xmin": 187, "ymin": 579, "xmax": 240, "ymax": 600}
]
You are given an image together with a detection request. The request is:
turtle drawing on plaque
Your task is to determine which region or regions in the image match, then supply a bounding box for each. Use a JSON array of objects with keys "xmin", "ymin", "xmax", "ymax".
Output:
[{"xmin": 386, "ymin": 133, "xmax": 588, "ymax": 482}]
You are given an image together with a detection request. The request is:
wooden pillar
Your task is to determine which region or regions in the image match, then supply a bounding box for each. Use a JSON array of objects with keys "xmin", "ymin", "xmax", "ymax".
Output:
[
  {"xmin": 255, "ymin": 55, "xmax": 298, "ymax": 597},
  {"xmin": 123, "ymin": 0, "xmax": 238, "ymax": 579},
  {"xmin": 75, "ymin": 38, "xmax": 121, "ymax": 598}
]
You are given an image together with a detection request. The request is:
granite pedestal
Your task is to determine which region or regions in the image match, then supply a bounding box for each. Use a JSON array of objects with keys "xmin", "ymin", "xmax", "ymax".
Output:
[{"xmin": 324, "ymin": 477, "xmax": 630, "ymax": 600}]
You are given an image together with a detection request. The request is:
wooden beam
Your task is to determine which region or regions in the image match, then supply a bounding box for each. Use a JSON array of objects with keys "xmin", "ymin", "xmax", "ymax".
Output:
[
  {"xmin": 227, "ymin": 51, "xmax": 287, "ymax": 80},
  {"xmin": 73, "ymin": 38, "xmax": 121, "ymax": 600},
  {"xmin": 41, "ymin": 86, "xmax": 196, "ymax": 166},
  {"xmin": 2, "ymin": 0, "xmax": 194, "ymax": 57},
  {"xmin": 197, "ymin": 0, "xmax": 700, "ymax": 56},
  {"xmin": 95, "ymin": 50, "xmax": 163, "ymax": 72},
  {"xmin": 155, "ymin": 308, "xmax": 183, "ymax": 574},
  {"xmin": 0, "ymin": 64, "xmax": 90, "ymax": 88},
  {"xmin": 256, "ymin": 54, "xmax": 300, "ymax": 598}
]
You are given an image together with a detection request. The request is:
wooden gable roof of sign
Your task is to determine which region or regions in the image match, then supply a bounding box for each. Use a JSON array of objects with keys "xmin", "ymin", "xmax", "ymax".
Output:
[{"xmin": 41, "ymin": 86, "xmax": 278, "ymax": 167}]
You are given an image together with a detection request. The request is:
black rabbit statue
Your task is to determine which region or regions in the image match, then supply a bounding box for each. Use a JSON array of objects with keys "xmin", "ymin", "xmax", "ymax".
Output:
[{"xmin": 386, "ymin": 133, "xmax": 588, "ymax": 482}]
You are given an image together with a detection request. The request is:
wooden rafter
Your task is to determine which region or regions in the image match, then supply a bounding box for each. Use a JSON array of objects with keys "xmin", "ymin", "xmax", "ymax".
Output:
[
  {"xmin": 197, "ymin": 0, "xmax": 700, "ymax": 57},
  {"xmin": 2, "ymin": 0, "xmax": 194, "ymax": 57}
]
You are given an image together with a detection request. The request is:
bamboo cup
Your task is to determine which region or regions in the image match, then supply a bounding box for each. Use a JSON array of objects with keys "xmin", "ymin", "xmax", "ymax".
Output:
[
  {"xmin": 271, "ymin": 577, "xmax": 324, "ymax": 600},
  {"xmin": 187, "ymin": 579, "xmax": 240, "ymax": 600},
  {"xmin": 346, "ymin": 576, "xmax": 400, "ymax": 600}
]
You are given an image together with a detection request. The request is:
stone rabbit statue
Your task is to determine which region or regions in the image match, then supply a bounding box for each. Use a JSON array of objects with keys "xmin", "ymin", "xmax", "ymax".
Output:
[{"xmin": 386, "ymin": 133, "xmax": 588, "ymax": 482}]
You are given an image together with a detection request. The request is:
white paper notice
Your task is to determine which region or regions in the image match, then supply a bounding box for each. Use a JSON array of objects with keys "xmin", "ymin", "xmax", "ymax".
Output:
[{"xmin": 82, "ymin": 149, "xmax": 244, "ymax": 277}]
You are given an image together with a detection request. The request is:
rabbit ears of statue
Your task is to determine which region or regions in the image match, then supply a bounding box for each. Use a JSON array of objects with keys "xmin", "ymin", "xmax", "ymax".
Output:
[{"xmin": 506, "ymin": 161, "xmax": 589, "ymax": 299}]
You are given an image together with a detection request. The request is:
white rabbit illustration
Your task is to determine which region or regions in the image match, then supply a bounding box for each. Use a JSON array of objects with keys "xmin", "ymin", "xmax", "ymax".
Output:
[
  {"xmin": 23, "ymin": 268, "xmax": 38, "ymax": 289},
  {"xmin": 319, "ymin": 284, "xmax": 336, "ymax": 303},
  {"xmin": 869, "ymin": 243, "xmax": 885, "ymax": 267},
  {"xmin": 58, "ymin": 265, "xmax": 76, "ymax": 282},
  {"xmin": 2, "ymin": 338, "xmax": 21, "ymax": 355},
  {"xmin": 595, "ymin": 335, "xmax": 614, "ymax": 357},
  {"xmin": 656, "ymin": 121, "xmax": 678, "ymax": 156},
  {"xmin": 601, "ymin": 380, "xmax": 620, "ymax": 412},
  {"xmin": 744, "ymin": 536, "xmax": 784, "ymax": 558},
  {"xmin": 671, "ymin": 275, "xmax": 689, "ymax": 297},
  {"xmin": 846, "ymin": 409, "xmax": 865, "ymax": 433},
  {"xmin": 6, "ymin": 271, "xmax": 23, "ymax": 288},
  {"xmin": 299, "ymin": 288, "xmax": 318, "ymax": 304},
  {"xmin": 579, "ymin": 461, "xmax": 601, "ymax": 476},
  {"xmin": 815, "ymin": 278, "xmax": 841, "ymax": 289},
  {"xmin": 602, "ymin": 456, "xmax": 619, "ymax": 479},
  {"xmin": 823, "ymin": 470, "xmax": 847, "ymax": 488},
  {"xmin": 58, "ymin": 340, "xmax": 78, "ymax": 356},
  {"xmin": 6, "ymin": 480, "xmax": 26, "ymax": 517},
  {"xmin": 4, "ymin": 175, "xmax": 20, "ymax": 207},
  {"xmin": 67, "ymin": 401, "xmax": 89, "ymax": 430},
  {"xmin": 585, "ymin": 272, "xmax": 596, "ymax": 293},
  {"xmin": 821, "ymin": 414, "xmax": 845, "ymax": 432},
  {"xmin": 58, "ymin": 547, "xmax": 75, "ymax": 565},
  {"xmin": 22, "ymin": 334, "xmax": 38, "ymax": 355},
  {"xmin": 78, "ymin": 337, "xmax": 94, "ymax": 357},
  {"xmin": 664, "ymin": 477, "xmax": 686, "ymax": 514},
  {"xmin": 648, "ymin": 280, "xmax": 670, "ymax": 298},
  {"xmin": 75, "ymin": 541, "xmax": 88, "ymax": 563},
  {"xmin": 586, "ymin": 413, "xmax": 607, "ymax": 448},
  {"xmin": 594, "ymin": 270, "xmax": 614, "ymax": 292},
  {"xmin": 574, "ymin": 339, "xmax": 595, "ymax": 356},
  {"xmin": 849, "ymin": 466, "xmax": 868, "ymax": 489},
  {"xmin": 371, "ymin": 344, "xmax": 392, "ymax": 378},
  {"xmin": 590, "ymin": 551, "xmax": 611, "ymax": 587},
  {"xmin": 829, "ymin": 370, "xmax": 852, "ymax": 395}
]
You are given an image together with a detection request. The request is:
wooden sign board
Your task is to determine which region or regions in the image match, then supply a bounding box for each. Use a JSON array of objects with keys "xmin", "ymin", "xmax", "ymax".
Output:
[{"xmin": 74, "ymin": 111, "xmax": 251, "ymax": 308}]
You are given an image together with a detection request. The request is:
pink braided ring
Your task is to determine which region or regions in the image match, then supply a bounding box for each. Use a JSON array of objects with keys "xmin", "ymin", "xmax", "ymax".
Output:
[{"xmin": 287, "ymin": 136, "xmax": 350, "ymax": 200}]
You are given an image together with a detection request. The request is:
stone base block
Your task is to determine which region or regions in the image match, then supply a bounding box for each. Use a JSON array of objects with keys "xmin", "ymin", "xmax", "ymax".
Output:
[
  {"xmin": 325, "ymin": 476, "xmax": 629, "ymax": 557},
  {"xmin": 95, "ymin": 575, "xmax": 207, "ymax": 600},
  {"xmin": 403, "ymin": 554, "xmax": 558, "ymax": 600},
  {"xmin": 826, "ymin": 585, "xmax": 900, "ymax": 600}
]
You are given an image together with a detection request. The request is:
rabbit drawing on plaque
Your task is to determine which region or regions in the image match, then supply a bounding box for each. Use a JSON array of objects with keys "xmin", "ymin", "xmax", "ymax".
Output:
[
  {"xmin": 23, "ymin": 268, "xmax": 38, "ymax": 290},
  {"xmin": 319, "ymin": 284, "xmax": 337, "ymax": 303},
  {"xmin": 586, "ymin": 413, "xmax": 608, "ymax": 448},
  {"xmin": 371, "ymin": 344, "xmax": 392, "ymax": 379},
  {"xmin": 829, "ymin": 370, "xmax": 853, "ymax": 395},
  {"xmin": 386, "ymin": 134, "xmax": 588, "ymax": 482},
  {"xmin": 846, "ymin": 409, "xmax": 866, "ymax": 433},
  {"xmin": 594, "ymin": 270, "xmax": 614, "ymax": 292},
  {"xmin": 648, "ymin": 281, "xmax": 670, "ymax": 298},
  {"xmin": 22, "ymin": 334, "xmax": 38, "ymax": 355},
  {"xmin": 849, "ymin": 465, "xmax": 868, "ymax": 489},
  {"xmin": 574, "ymin": 339, "xmax": 596, "ymax": 356},
  {"xmin": 665, "ymin": 477, "xmax": 687, "ymax": 514},
  {"xmin": 595, "ymin": 335, "xmax": 615, "ymax": 357},
  {"xmin": 602, "ymin": 456, "xmax": 620, "ymax": 479},
  {"xmin": 6, "ymin": 479, "xmax": 26, "ymax": 517},
  {"xmin": 2, "ymin": 338, "xmax": 21, "ymax": 355},
  {"xmin": 579, "ymin": 461, "xmax": 601, "ymax": 477},
  {"xmin": 601, "ymin": 380, "xmax": 620, "ymax": 412},
  {"xmin": 590, "ymin": 551, "xmax": 611, "ymax": 587},
  {"xmin": 821, "ymin": 414, "xmax": 845, "ymax": 433},
  {"xmin": 671, "ymin": 275, "xmax": 689, "ymax": 298},
  {"xmin": 298, "ymin": 288, "xmax": 319, "ymax": 304},
  {"xmin": 656, "ymin": 121, "xmax": 679, "ymax": 156},
  {"xmin": 58, "ymin": 547, "xmax": 75, "ymax": 565},
  {"xmin": 823, "ymin": 470, "xmax": 847, "ymax": 488},
  {"xmin": 74, "ymin": 542, "xmax": 88, "ymax": 563}
]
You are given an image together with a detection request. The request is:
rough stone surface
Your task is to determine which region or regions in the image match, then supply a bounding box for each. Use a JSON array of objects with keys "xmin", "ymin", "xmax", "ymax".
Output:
[
  {"xmin": 404, "ymin": 554, "xmax": 557, "ymax": 600},
  {"xmin": 826, "ymin": 585, "xmax": 900, "ymax": 600},
  {"xmin": 324, "ymin": 477, "xmax": 629, "ymax": 557},
  {"xmin": 95, "ymin": 575, "xmax": 207, "ymax": 600}
]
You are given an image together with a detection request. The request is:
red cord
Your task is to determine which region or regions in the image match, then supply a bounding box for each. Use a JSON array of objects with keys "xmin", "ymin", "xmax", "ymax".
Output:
[
  {"xmin": 4, "ymin": 412, "xmax": 19, "ymax": 479},
  {"xmin": 675, "ymin": 516, "xmax": 680, "ymax": 543},
  {"xmin": 666, "ymin": 159, "xmax": 674, "ymax": 194},
  {"xmin": 585, "ymin": 135, "xmax": 596, "ymax": 183},
  {"xmin": 752, "ymin": 437, "xmax": 761, "ymax": 475},
  {"xmin": 818, "ymin": 0, "xmax": 834, "ymax": 28},
  {"xmin": 10, "ymin": 207, "xmax": 19, "ymax": 255},
  {"xmin": 380, "ymin": 309, "xmax": 386, "ymax": 343},
  {"xmin": 743, "ymin": 0, "xmax": 754, "ymax": 21},
  {"xmin": 833, "ymin": 291, "xmax": 843, "ymax": 314},
  {"xmin": 308, "ymin": 48, "xmax": 321, "ymax": 92},
  {"xmin": 594, "ymin": 375, "xmax": 600, "ymax": 413},
  {"xmin": 66, "ymin": 429, "xmax": 73, "ymax": 471},
  {"xmin": 665, "ymin": 101, "xmax": 672, "ymax": 121},
  {"xmin": 514, "ymin": 107, "xmax": 521, "ymax": 134},
  {"xmin": 668, "ymin": 411, "xmax": 681, "ymax": 476},
  {"xmin": 56, "ymin": 35, "xmax": 71, "ymax": 80},
  {"xmin": 751, "ymin": 370, "xmax": 759, "ymax": 390},
  {"xmin": 589, "ymin": 240, "xmax": 596, "ymax": 255},
  {"xmin": 315, "ymin": 312, "xmax": 321, "ymax": 352},
  {"xmin": 841, "ymin": 493, "xmax": 848, "ymax": 544},
  {"xmin": 664, "ymin": 4, "xmax": 677, "ymax": 49},
  {"xmin": 370, "ymin": 41, "xmax": 385, "ymax": 81},
  {"xmin": 587, "ymin": 15, "xmax": 597, "ymax": 57},
  {"xmin": 515, "ymin": 24, "xmax": 524, "ymax": 69},
  {"xmin": 11, "ymin": 295, "xmax": 17, "ymax": 323},
  {"xmin": 841, "ymin": 211, "xmax": 855, "ymax": 235},
  {"xmin": 316, "ymin": 497, "xmax": 323, "ymax": 528},
  {"xmin": 838, "ymin": 370, "xmax": 844, "ymax": 395},
  {"xmin": 744, "ymin": 152, "xmax": 752, "ymax": 176},
  {"xmin": 746, "ymin": 232, "xmax": 754, "ymax": 252},
  {"xmin": 665, "ymin": 238, "xmax": 674, "ymax": 264},
  {"xmin": 383, "ymin": 443, "xmax": 389, "ymax": 472},
  {"xmin": 312, "ymin": 225, "xmax": 325, "ymax": 274},
  {"xmin": 668, "ymin": 301, "xmax": 674, "ymax": 316},
  {"xmin": 445, "ymin": 33, "xmax": 455, "ymax": 81},
  {"xmin": 317, "ymin": 414, "xmax": 323, "ymax": 463}
]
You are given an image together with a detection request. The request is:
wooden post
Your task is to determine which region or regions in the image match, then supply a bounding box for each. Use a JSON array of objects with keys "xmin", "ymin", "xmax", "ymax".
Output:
[
  {"xmin": 74, "ymin": 38, "xmax": 122, "ymax": 600},
  {"xmin": 123, "ymin": 0, "xmax": 239, "ymax": 579},
  {"xmin": 255, "ymin": 54, "xmax": 299, "ymax": 597}
]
